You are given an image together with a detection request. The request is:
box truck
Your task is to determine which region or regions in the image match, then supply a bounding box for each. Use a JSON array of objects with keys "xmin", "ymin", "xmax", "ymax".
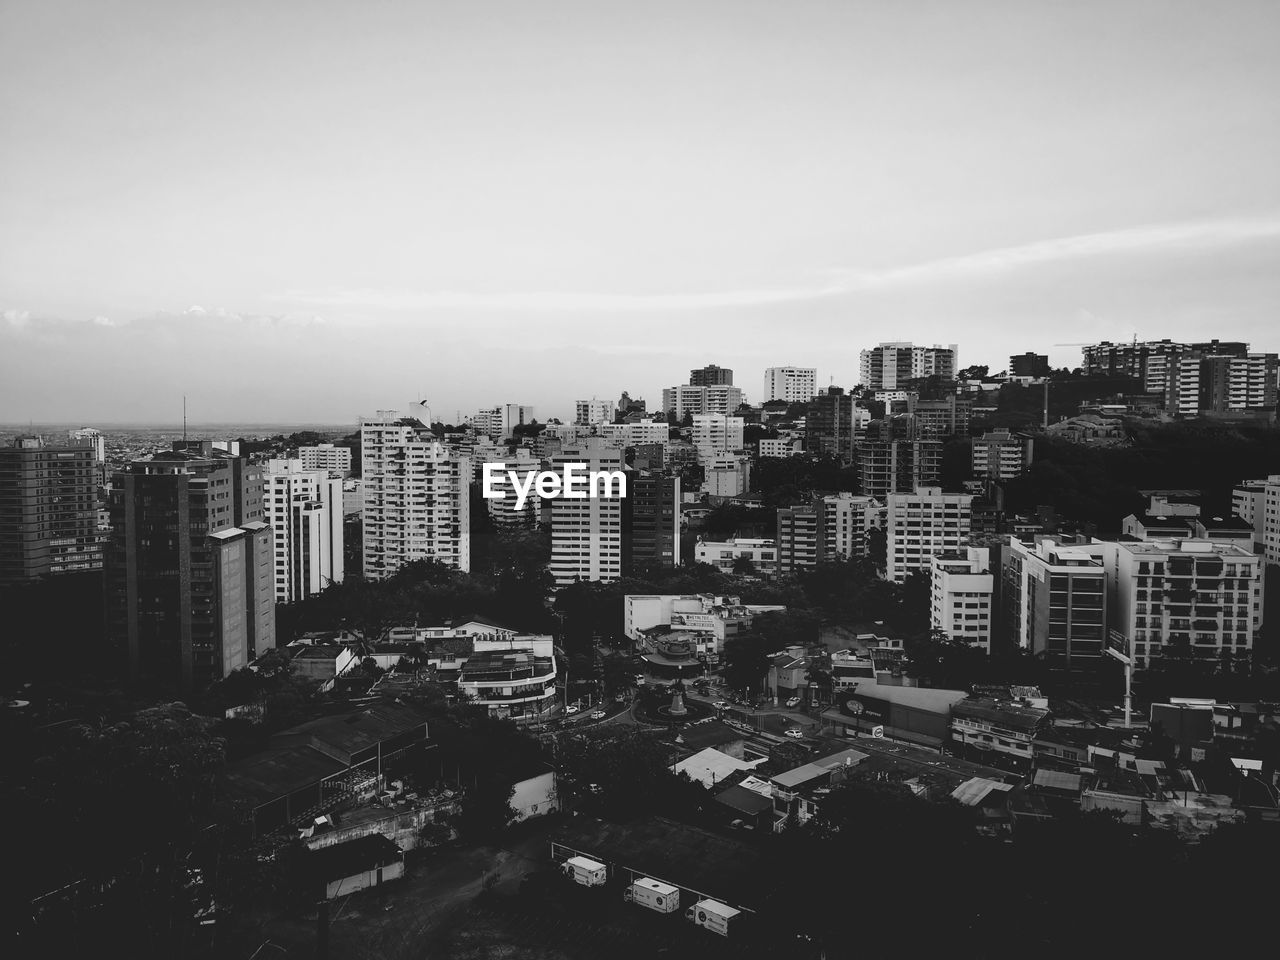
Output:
[
  {"xmin": 623, "ymin": 877, "xmax": 680, "ymax": 913},
  {"xmin": 685, "ymin": 899, "xmax": 740, "ymax": 937},
  {"xmin": 561, "ymin": 856, "xmax": 607, "ymax": 887}
]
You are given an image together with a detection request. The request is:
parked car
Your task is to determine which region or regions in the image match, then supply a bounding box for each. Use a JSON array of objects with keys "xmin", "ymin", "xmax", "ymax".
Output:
[
  {"xmin": 713, "ymin": 701, "xmax": 728, "ymax": 710},
  {"xmin": 786, "ymin": 696, "xmax": 801, "ymax": 708},
  {"xmin": 566, "ymin": 704, "xmax": 581, "ymax": 715},
  {"xmin": 591, "ymin": 710, "xmax": 606, "ymax": 720},
  {"xmin": 785, "ymin": 728, "xmax": 804, "ymax": 739}
]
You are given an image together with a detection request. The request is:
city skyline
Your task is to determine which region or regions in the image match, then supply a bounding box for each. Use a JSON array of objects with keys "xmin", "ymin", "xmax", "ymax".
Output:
[{"xmin": 4, "ymin": 0, "xmax": 1279, "ymax": 421}]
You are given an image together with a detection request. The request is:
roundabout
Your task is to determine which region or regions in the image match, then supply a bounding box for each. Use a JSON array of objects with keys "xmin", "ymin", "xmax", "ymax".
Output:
[{"xmin": 632, "ymin": 680, "xmax": 717, "ymax": 726}]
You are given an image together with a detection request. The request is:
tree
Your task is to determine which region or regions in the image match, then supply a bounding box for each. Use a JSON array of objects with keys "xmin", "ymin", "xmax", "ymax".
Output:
[
  {"xmin": 455, "ymin": 778, "xmax": 518, "ymax": 842},
  {"xmin": 731, "ymin": 555, "xmax": 757, "ymax": 576},
  {"xmin": 722, "ymin": 631, "xmax": 773, "ymax": 696}
]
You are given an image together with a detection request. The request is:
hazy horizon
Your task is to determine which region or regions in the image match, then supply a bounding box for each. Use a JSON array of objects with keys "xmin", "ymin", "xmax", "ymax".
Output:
[{"xmin": 4, "ymin": 1, "xmax": 1278, "ymax": 423}]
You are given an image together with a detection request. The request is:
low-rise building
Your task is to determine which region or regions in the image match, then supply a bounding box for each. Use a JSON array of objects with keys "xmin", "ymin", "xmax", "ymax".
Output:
[
  {"xmin": 456, "ymin": 635, "xmax": 558, "ymax": 724},
  {"xmin": 694, "ymin": 537, "xmax": 778, "ymax": 576},
  {"xmin": 769, "ymin": 748, "xmax": 869, "ymax": 830},
  {"xmin": 949, "ymin": 698, "xmax": 1051, "ymax": 770}
]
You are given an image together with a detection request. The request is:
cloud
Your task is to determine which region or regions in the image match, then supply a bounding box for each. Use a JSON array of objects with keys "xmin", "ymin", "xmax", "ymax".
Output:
[{"xmin": 272, "ymin": 213, "xmax": 1280, "ymax": 314}]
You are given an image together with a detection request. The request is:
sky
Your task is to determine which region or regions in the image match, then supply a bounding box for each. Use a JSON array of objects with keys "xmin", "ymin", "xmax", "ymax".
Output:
[{"xmin": 2, "ymin": 0, "xmax": 1278, "ymax": 424}]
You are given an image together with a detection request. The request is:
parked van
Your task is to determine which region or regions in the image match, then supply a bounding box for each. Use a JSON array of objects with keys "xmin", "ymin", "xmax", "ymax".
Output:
[
  {"xmin": 685, "ymin": 899, "xmax": 741, "ymax": 937},
  {"xmin": 561, "ymin": 856, "xmax": 607, "ymax": 887},
  {"xmin": 623, "ymin": 877, "xmax": 680, "ymax": 913}
]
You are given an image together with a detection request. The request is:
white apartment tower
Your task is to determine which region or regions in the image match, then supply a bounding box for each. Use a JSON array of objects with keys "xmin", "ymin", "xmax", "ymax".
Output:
[
  {"xmin": 1104, "ymin": 538, "xmax": 1263, "ymax": 669},
  {"xmin": 692, "ymin": 414, "xmax": 745, "ymax": 462},
  {"xmin": 575, "ymin": 399, "xmax": 614, "ymax": 426},
  {"xmin": 548, "ymin": 438, "xmax": 626, "ymax": 586},
  {"xmin": 298, "ymin": 443, "xmax": 353, "ymax": 477},
  {"xmin": 930, "ymin": 547, "xmax": 994, "ymax": 653},
  {"xmin": 885, "ymin": 486, "xmax": 974, "ymax": 582},
  {"xmin": 360, "ymin": 411, "xmax": 471, "ymax": 579},
  {"xmin": 263, "ymin": 459, "xmax": 345, "ymax": 603},
  {"xmin": 661, "ymin": 384, "xmax": 745, "ymax": 420},
  {"xmin": 763, "ymin": 367, "xmax": 817, "ymax": 404}
]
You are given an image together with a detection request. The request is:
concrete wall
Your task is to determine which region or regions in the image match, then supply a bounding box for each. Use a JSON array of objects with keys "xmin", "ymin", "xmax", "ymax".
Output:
[
  {"xmin": 510, "ymin": 771, "xmax": 559, "ymax": 822},
  {"xmin": 324, "ymin": 859, "xmax": 405, "ymax": 899},
  {"xmin": 306, "ymin": 799, "xmax": 461, "ymax": 852}
]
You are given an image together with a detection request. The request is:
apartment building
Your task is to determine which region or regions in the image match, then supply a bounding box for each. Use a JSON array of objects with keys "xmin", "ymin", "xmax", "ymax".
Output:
[
  {"xmin": 857, "ymin": 415, "xmax": 942, "ymax": 501},
  {"xmin": 360, "ymin": 412, "xmax": 471, "ymax": 579},
  {"xmin": 702, "ymin": 455, "xmax": 751, "ymax": 498},
  {"xmin": 298, "ymin": 443, "xmax": 353, "ymax": 477},
  {"xmin": 1002, "ymin": 537, "xmax": 1107, "ymax": 666},
  {"xmin": 885, "ymin": 486, "xmax": 973, "ymax": 583},
  {"xmin": 1164, "ymin": 351, "xmax": 1279, "ymax": 417},
  {"xmin": 106, "ymin": 451, "xmax": 274, "ymax": 689},
  {"xmin": 0, "ymin": 435, "xmax": 105, "ymax": 583},
  {"xmin": 805, "ymin": 388, "xmax": 856, "ymax": 462},
  {"xmin": 692, "ymin": 414, "xmax": 745, "ymax": 462},
  {"xmin": 971, "ymin": 429, "xmax": 1034, "ymax": 480},
  {"xmin": 1009, "ymin": 353, "xmax": 1050, "ymax": 378},
  {"xmin": 1105, "ymin": 538, "xmax": 1262, "ymax": 670},
  {"xmin": 456, "ymin": 635, "xmax": 558, "ymax": 725},
  {"xmin": 930, "ymin": 547, "xmax": 994, "ymax": 653},
  {"xmin": 548, "ymin": 439, "xmax": 625, "ymax": 586},
  {"xmin": 775, "ymin": 493, "xmax": 879, "ymax": 575},
  {"xmin": 1232, "ymin": 475, "xmax": 1278, "ymax": 563},
  {"xmin": 661, "ymin": 384, "xmax": 745, "ymax": 420},
  {"xmin": 690, "ymin": 364, "xmax": 734, "ymax": 386},
  {"xmin": 860, "ymin": 342, "xmax": 958, "ymax": 390},
  {"xmin": 475, "ymin": 404, "xmax": 535, "ymax": 439},
  {"xmin": 482, "ymin": 450, "xmax": 542, "ymax": 530},
  {"xmin": 907, "ymin": 393, "xmax": 971, "ymax": 438},
  {"xmin": 575, "ymin": 399, "xmax": 614, "ymax": 426},
  {"xmin": 599, "ymin": 419, "xmax": 668, "ymax": 447},
  {"xmin": 757, "ymin": 437, "xmax": 803, "ymax": 458},
  {"xmin": 263, "ymin": 459, "xmax": 344, "ymax": 603},
  {"xmin": 762, "ymin": 367, "xmax": 817, "ymax": 403},
  {"xmin": 625, "ymin": 470, "xmax": 681, "ymax": 571},
  {"xmin": 694, "ymin": 537, "xmax": 778, "ymax": 576}
]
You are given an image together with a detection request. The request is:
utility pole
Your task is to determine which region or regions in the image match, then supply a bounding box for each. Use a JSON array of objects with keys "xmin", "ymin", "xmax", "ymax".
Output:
[{"xmin": 1105, "ymin": 630, "xmax": 1134, "ymax": 728}]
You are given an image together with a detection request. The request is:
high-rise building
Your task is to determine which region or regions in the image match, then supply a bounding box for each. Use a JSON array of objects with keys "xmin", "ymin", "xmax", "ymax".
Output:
[
  {"xmin": 690, "ymin": 364, "xmax": 734, "ymax": 386},
  {"xmin": 1008, "ymin": 353, "xmax": 1050, "ymax": 378},
  {"xmin": 1232, "ymin": 475, "xmax": 1279, "ymax": 564},
  {"xmin": 805, "ymin": 388, "xmax": 856, "ymax": 462},
  {"xmin": 360, "ymin": 411, "xmax": 471, "ymax": 579},
  {"xmin": 762, "ymin": 367, "xmax": 817, "ymax": 403},
  {"xmin": 661, "ymin": 384, "xmax": 744, "ymax": 420},
  {"xmin": 1163, "ymin": 350, "xmax": 1278, "ymax": 417},
  {"xmin": 600, "ymin": 419, "xmax": 669, "ymax": 448},
  {"xmin": 475, "ymin": 404, "xmax": 535, "ymax": 439},
  {"xmin": 0, "ymin": 436, "xmax": 105, "ymax": 583},
  {"xmin": 548, "ymin": 439, "xmax": 626, "ymax": 586},
  {"xmin": 624, "ymin": 470, "xmax": 681, "ymax": 571},
  {"xmin": 1080, "ymin": 339, "xmax": 1253, "ymax": 398},
  {"xmin": 575, "ymin": 399, "xmax": 614, "ymax": 426},
  {"xmin": 692, "ymin": 414, "xmax": 744, "ymax": 462},
  {"xmin": 298, "ymin": 443, "xmax": 353, "ymax": 477},
  {"xmin": 1002, "ymin": 537, "xmax": 1107, "ymax": 667},
  {"xmin": 857, "ymin": 416, "xmax": 942, "ymax": 501},
  {"xmin": 884, "ymin": 486, "xmax": 973, "ymax": 583},
  {"xmin": 930, "ymin": 547, "xmax": 994, "ymax": 653},
  {"xmin": 263, "ymin": 459, "xmax": 344, "ymax": 603},
  {"xmin": 105, "ymin": 451, "xmax": 274, "ymax": 689},
  {"xmin": 775, "ymin": 493, "xmax": 879, "ymax": 575},
  {"xmin": 971, "ymin": 429, "xmax": 1034, "ymax": 480},
  {"xmin": 860, "ymin": 343, "xmax": 958, "ymax": 391},
  {"xmin": 482, "ymin": 451, "xmax": 542, "ymax": 529},
  {"xmin": 906, "ymin": 393, "xmax": 971, "ymax": 438},
  {"xmin": 1104, "ymin": 538, "xmax": 1262, "ymax": 670}
]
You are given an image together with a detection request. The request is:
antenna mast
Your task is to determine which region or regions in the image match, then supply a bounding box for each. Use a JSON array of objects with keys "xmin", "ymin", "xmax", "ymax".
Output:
[{"xmin": 183, "ymin": 395, "xmax": 187, "ymax": 441}]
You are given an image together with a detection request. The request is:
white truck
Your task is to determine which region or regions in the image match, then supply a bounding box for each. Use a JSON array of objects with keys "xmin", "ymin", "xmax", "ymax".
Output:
[
  {"xmin": 623, "ymin": 877, "xmax": 680, "ymax": 914},
  {"xmin": 685, "ymin": 899, "xmax": 741, "ymax": 937},
  {"xmin": 561, "ymin": 856, "xmax": 607, "ymax": 887}
]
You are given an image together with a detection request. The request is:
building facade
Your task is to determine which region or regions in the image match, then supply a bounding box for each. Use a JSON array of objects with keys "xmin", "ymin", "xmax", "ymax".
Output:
[
  {"xmin": 690, "ymin": 364, "xmax": 734, "ymax": 386},
  {"xmin": 548, "ymin": 439, "xmax": 625, "ymax": 585},
  {"xmin": 662, "ymin": 384, "xmax": 745, "ymax": 420},
  {"xmin": 106, "ymin": 451, "xmax": 274, "ymax": 689},
  {"xmin": 299, "ymin": 443, "xmax": 353, "ymax": 477},
  {"xmin": 575, "ymin": 399, "xmax": 614, "ymax": 426},
  {"xmin": 1003, "ymin": 537, "xmax": 1107, "ymax": 666},
  {"xmin": 0, "ymin": 436, "xmax": 104, "ymax": 583},
  {"xmin": 360, "ymin": 412, "xmax": 471, "ymax": 579},
  {"xmin": 885, "ymin": 486, "xmax": 974, "ymax": 583},
  {"xmin": 762, "ymin": 367, "xmax": 817, "ymax": 404},
  {"xmin": 692, "ymin": 414, "xmax": 745, "ymax": 462},
  {"xmin": 263, "ymin": 459, "xmax": 344, "ymax": 603},
  {"xmin": 625, "ymin": 470, "xmax": 681, "ymax": 571},
  {"xmin": 930, "ymin": 547, "xmax": 995, "ymax": 653},
  {"xmin": 805, "ymin": 388, "xmax": 856, "ymax": 462},
  {"xmin": 971, "ymin": 429, "xmax": 1034, "ymax": 480},
  {"xmin": 860, "ymin": 342, "xmax": 958, "ymax": 391},
  {"xmin": 857, "ymin": 416, "xmax": 942, "ymax": 501}
]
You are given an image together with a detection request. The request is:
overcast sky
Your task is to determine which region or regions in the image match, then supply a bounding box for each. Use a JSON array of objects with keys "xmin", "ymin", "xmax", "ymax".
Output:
[{"xmin": 2, "ymin": 0, "xmax": 1278, "ymax": 425}]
